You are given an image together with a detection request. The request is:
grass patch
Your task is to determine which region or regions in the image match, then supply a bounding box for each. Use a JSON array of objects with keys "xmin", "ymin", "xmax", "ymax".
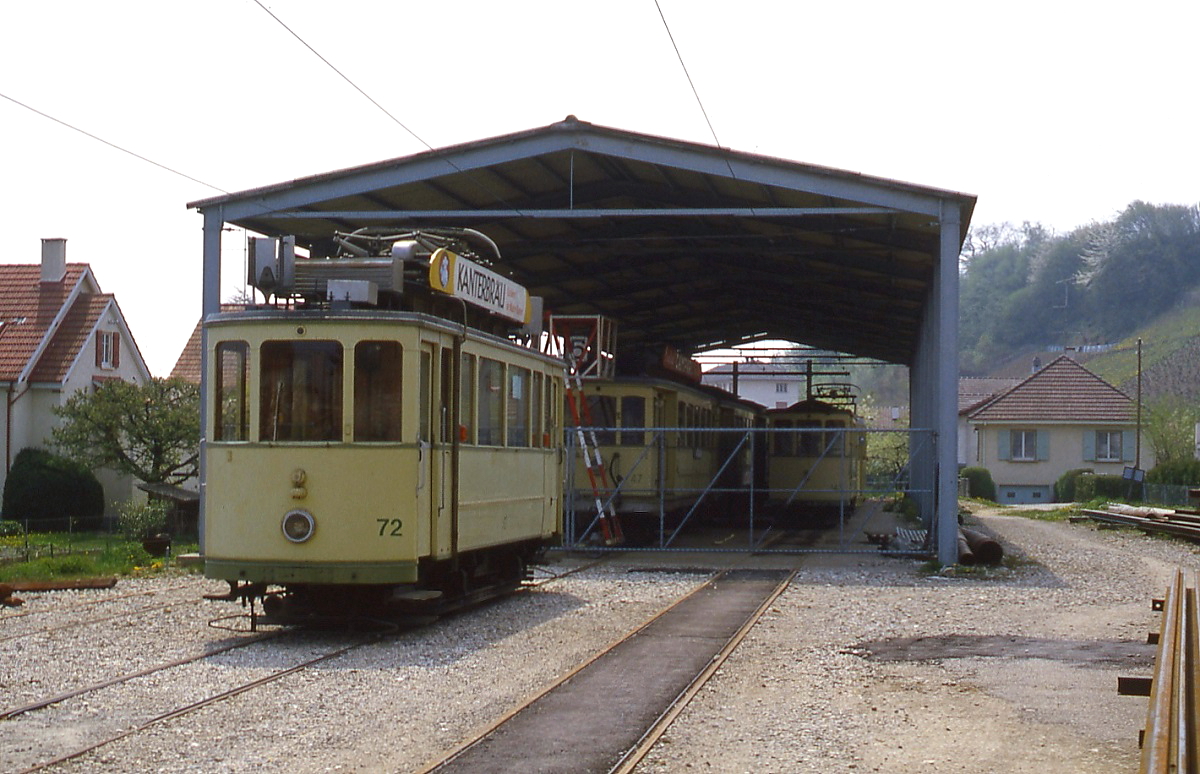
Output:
[
  {"xmin": 0, "ymin": 531, "xmax": 199, "ymax": 583},
  {"xmin": 1005, "ymin": 506, "xmax": 1076, "ymax": 521}
]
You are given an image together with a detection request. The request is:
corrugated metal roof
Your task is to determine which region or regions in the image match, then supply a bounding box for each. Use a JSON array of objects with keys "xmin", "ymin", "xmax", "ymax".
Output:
[
  {"xmin": 966, "ymin": 356, "xmax": 1135, "ymax": 424},
  {"xmin": 189, "ymin": 117, "xmax": 976, "ymax": 365}
]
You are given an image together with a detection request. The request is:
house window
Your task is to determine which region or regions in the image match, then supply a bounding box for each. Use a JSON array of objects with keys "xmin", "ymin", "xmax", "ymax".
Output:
[
  {"xmin": 1010, "ymin": 429, "xmax": 1037, "ymax": 461},
  {"xmin": 96, "ymin": 331, "xmax": 120, "ymax": 369},
  {"xmin": 776, "ymin": 383, "xmax": 788, "ymax": 394},
  {"xmin": 1096, "ymin": 430, "xmax": 1123, "ymax": 462}
]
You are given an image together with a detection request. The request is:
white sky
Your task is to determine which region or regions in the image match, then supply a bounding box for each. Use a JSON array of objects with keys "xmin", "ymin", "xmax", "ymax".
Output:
[{"xmin": 2, "ymin": 1, "xmax": 1197, "ymax": 376}]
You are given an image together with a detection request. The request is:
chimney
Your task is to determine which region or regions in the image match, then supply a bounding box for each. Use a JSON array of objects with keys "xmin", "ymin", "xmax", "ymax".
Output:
[{"xmin": 41, "ymin": 238, "xmax": 67, "ymax": 283}]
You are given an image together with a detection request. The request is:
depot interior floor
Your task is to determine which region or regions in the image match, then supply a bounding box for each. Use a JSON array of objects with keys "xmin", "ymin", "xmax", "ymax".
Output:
[{"xmin": 558, "ymin": 498, "xmax": 915, "ymax": 573}]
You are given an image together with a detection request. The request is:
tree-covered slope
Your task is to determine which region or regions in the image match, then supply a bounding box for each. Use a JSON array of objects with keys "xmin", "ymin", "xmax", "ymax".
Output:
[{"xmin": 959, "ymin": 201, "xmax": 1200, "ymax": 378}]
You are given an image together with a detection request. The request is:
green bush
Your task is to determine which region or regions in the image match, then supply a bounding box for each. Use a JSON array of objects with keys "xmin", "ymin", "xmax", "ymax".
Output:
[
  {"xmin": 117, "ymin": 500, "xmax": 169, "ymax": 540},
  {"xmin": 1, "ymin": 448, "xmax": 104, "ymax": 530},
  {"xmin": 1075, "ymin": 473, "xmax": 1132, "ymax": 501},
  {"xmin": 960, "ymin": 467, "xmax": 996, "ymax": 501},
  {"xmin": 1147, "ymin": 459, "xmax": 1200, "ymax": 486},
  {"xmin": 0, "ymin": 520, "xmax": 24, "ymax": 537},
  {"xmin": 1054, "ymin": 468, "xmax": 1094, "ymax": 502}
]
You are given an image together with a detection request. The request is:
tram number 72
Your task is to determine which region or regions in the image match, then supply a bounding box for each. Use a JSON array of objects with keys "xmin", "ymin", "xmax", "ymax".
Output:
[{"xmin": 376, "ymin": 518, "xmax": 403, "ymax": 537}]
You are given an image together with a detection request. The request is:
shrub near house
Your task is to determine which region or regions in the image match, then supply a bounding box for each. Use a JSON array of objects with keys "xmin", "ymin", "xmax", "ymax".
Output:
[{"xmin": 1, "ymin": 448, "xmax": 104, "ymax": 530}]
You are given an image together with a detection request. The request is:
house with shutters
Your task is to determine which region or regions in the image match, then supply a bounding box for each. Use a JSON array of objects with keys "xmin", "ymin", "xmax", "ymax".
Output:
[
  {"xmin": 964, "ymin": 355, "xmax": 1150, "ymax": 504},
  {"xmin": 0, "ymin": 238, "xmax": 152, "ymax": 515}
]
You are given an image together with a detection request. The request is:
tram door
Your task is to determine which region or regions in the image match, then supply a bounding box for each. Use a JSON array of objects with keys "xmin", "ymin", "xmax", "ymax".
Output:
[
  {"xmin": 419, "ymin": 342, "xmax": 450, "ymax": 558},
  {"xmin": 424, "ymin": 342, "xmax": 455, "ymax": 558}
]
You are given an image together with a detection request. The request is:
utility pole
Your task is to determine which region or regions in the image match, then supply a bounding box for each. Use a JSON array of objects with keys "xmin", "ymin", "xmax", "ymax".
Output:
[{"xmin": 1136, "ymin": 337, "xmax": 1142, "ymax": 471}]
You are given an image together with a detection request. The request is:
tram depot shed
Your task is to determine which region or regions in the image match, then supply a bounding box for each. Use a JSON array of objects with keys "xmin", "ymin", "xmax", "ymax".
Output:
[{"xmin": 189, "ymin": 116, "xmax": 976, "ymax": 565}]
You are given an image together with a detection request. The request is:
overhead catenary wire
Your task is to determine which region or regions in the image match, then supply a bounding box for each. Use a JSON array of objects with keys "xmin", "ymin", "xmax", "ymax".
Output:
[
  {"xmin": 653, "ymin": 0, "xmax": 738, "ymax": 183},
  {"xmin": 0, "ymin": 91, "xmax": 228, "ymax": 195},
  {"xmin": 246, "ymin": 0, "xmax": 526, "ymax": 221},
  {"xmin": 247, "ymin": 0, "xmax": 430, "ymax": 152}
]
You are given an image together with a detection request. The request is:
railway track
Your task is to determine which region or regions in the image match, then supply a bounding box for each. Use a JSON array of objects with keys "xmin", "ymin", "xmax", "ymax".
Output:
[
  {"xmin": 3, "ymin": 558, "xmax": 602, "ymax": 772},
  {"xmin": 419, "ymin": 568, "xmax": 794, "ymax": 773},
  {"xmin": 12, "ymin": 631, "xmax": 385, "ymax": 774},
  {"xmin": 0, "ymin": 581, "xmax": 197, "ymax": 632},
  {"xmin": 0, "ymin": 594, "xmax": 206, "ymax": 645}
]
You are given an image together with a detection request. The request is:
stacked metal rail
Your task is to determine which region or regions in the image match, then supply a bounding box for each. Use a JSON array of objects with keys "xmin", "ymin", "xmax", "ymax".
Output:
[
  {"xmin": 1127, "ymin": 569, "xmax": 1200, "ymax": 772},
  {"xmin": 1083, "ymin": 504, "xmax": 1200, "ymax": 543}
]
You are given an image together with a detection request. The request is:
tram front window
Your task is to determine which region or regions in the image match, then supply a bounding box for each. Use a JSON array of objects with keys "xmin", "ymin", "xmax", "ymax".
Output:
[
  {"xmin": 620, "ymin": 396, "xmax": 645, "ymax": 446},
  {"xmin": 215, "ymin": 341, "xmax": 248, "ymax": 441},
  {"xmin": 261, "ymin": 340, "xmax": 343, "ymax": 442},
  {"xmin": 587, "ymin": 395, "xmax": 616, "ymax": 445}
]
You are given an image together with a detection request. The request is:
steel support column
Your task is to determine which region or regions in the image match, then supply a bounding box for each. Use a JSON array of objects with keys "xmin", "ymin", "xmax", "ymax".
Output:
[
  {"xmin": 197, "ymin": 206, "xmax": 223, "ymax": 547},
  {"xmin": 935, "ymin": 202, "xmax": 962, "ymax": 566}
]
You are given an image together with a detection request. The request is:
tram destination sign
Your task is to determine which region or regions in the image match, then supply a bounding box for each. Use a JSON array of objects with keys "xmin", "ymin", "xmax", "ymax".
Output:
[{"xmin": 428, "ymin": 247, "xmax": 530, "ymax": 324}]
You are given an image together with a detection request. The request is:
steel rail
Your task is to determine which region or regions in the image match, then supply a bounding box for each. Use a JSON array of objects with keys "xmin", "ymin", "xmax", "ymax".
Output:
[
  {"xmin": 0, "ymin": 581, "xmax": 196, "ymax": 632},
  {"xmin": 0, "ymin": 630, "xmax": 280, "ymax": 720},
  {"xmin": 14, "ymin": 632, "xmax": 386, "ymax": 774},
  {"xmin": 414, "ymin": 571, "xmax": 724, "ymax": 774},
  {"xmin": 8, "ymin": 558, "xmax": 604, "ymax": 772},
  {"xmin": 1140, "ymin": 568, "xmax": 1199, "ymax": 773},
  {"xmin": 0, "ymin": 595, "xmax": 204, "ymax": 644},
  {"xmin": 610, "ymin": 570, "xmax": 796, "ymax": 773}
]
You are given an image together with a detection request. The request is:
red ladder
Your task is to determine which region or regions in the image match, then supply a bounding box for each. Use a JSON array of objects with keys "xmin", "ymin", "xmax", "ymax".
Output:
[{"xmin": 563, "ymin": 353, "xmax": 624, "ymax": 547}]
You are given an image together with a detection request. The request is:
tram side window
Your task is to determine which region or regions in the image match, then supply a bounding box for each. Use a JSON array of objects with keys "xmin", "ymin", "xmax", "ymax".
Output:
[
  {"xmin": 508, "ymin": 366, "xmax": 530, "ymax": 447},
  {"xmin": 772, "ymin": 419, "xmax": 794, "ymax": 457},
  {"xmin": 477, "ymin": 357, "xmax": 504, "ymax": 446},
  {"xmin": 531, "ymin": 372, "xmax": 545, "ymax": 447},
  {"xmin": 588, "ymin": 394, "xmax": 617, "ymax": 445},
  {"xmin": 459, "ymin": 353, "xmax": 475, "ymax": 444},
  {"xmin": 547, "ymin": 378, "xmax": 560, "ymax": 447},
  {"xmin": 620, "ymin": 396, "xmax": 645, "ymax": 446},
  {"xmin": 261, "ymin": 340, "xmax": 343, "ymax": 442},
  {"xmin": 353, "ymin": 341, "xmax": 402, "ymax": 442},
  {"xmin": 215, "ymin": 341, "xmax": 248, "ymax": 441}
]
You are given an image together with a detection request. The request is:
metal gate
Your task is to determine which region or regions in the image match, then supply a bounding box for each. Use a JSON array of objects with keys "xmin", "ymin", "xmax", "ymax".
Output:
[{"xmin": 562, "ymin": 425, "xmax": 937, "ymax": 556}]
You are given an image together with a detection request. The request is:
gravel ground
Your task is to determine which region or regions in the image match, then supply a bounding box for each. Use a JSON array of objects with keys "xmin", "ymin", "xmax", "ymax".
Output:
[{"xmin": 3, "ymin": 505, "xmax": 1196, "ymax": 773}]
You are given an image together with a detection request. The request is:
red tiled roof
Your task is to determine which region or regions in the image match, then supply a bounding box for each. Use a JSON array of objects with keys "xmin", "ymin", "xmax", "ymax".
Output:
[
  {"xmin": 0, "ymin": 264, "xmax": 90, "ymax": 381},
  {"xmin": 29, "ymin": 294, "xmax": 113, "ymax": 383},
  {"xmin": 957, "ymin": 376, "xmax": 1021, "ymax": 414},
  {"xmin": 170, "ymin": 319, "xmax": 203, "ymax": 384},
  {"xmin": 170, "ymin": 305, "xmax": 248, "ymax": 384},
  {"xmin": 967, "ymin": 355, "xmax": 1134, "ymax": 424}
]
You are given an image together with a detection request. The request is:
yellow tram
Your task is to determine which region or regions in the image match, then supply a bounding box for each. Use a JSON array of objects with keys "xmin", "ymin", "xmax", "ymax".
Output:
[
  {"xmin": 764, "ymin": 394, "xmax": 866, "ymax": 518},
  {"xmin": 564, "ymin": 342, "xmax": 763, "ymax": 541},
  {"xmin": 202, "ymin": 229, "xmax": 564, "ymax": 621}
]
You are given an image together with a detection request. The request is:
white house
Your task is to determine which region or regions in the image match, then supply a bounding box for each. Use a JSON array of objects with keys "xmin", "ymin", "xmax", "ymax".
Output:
[
  {"xmin": 0, "ymin": 239, "xmax": 152, "ymax": 516},
  {"xmin": 965, "ymin": 355, "xmax": 1150, "ymax": 504},
  {"xmin": 701, "ymin": 361, "xmax": 811, "ymax": 409}
]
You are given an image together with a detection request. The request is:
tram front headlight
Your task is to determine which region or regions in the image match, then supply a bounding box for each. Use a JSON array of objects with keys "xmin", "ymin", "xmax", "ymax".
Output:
[{"xmin": 281, "ymin": 509, "xmax": 316, "ymax": 543}]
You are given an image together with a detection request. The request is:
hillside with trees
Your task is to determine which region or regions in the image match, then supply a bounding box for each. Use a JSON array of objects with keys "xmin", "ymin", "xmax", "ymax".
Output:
[
  {"xmin": 959, "ymin": 201, "xmax": 1200, "ymax": 381},
  {"xmin": 958, "ymin": 201, "xmax": 1200, "ymax": 475}
]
